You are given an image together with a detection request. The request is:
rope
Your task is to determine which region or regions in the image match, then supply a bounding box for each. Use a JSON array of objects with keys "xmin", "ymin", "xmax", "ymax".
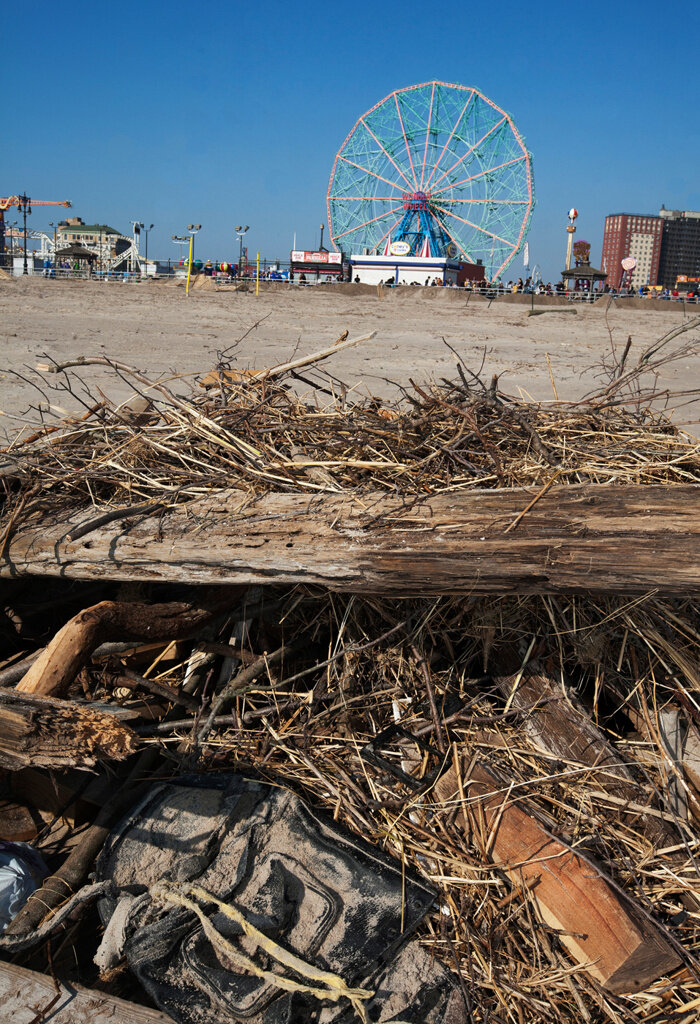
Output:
[{"xmin": 153, "ymin": 881, "xmax": 373, "ymax": 1022}]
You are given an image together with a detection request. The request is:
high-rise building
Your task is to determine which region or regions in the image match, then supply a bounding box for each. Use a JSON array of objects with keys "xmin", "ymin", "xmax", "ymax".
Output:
[
  {"xmin": 657, "ymin": 207, "xmax": 700, "ymax": 288},
  {"xmin": 601, "ymin": 213, "xmax": 663, "ymax": 288}
]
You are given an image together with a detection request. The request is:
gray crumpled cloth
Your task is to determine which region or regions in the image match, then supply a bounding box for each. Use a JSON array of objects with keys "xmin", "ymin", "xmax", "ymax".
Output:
[{"xmin": 95, "ymin": 773, "xmax": 469, "ymax": 1024}]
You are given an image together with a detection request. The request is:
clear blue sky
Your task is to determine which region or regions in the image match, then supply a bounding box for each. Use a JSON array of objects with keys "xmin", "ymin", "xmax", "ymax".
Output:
[{"xmin": 5, "ymin": 0, "xmax": 697, "ymax": 281}]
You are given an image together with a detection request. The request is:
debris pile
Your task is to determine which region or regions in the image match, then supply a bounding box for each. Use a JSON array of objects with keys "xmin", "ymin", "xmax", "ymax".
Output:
[{"xmin": 0, "ymin": 328, "xmax": 699, "ymax": 1024}]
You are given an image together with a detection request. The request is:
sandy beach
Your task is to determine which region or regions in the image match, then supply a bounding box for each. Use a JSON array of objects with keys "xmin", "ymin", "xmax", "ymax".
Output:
[{"xmin": 1, "ymin": 276, "xmax": 698, "ymax": 435}]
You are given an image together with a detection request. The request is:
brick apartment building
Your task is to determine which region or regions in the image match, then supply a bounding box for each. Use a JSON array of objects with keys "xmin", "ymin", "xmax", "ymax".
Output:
[
  {"xmin": 601, "ymin": 207, "xmax": 700, "ymax": 289},
  {"xmin": 600, "ymin": 213, "xmax": 662, "ymax": 288}
]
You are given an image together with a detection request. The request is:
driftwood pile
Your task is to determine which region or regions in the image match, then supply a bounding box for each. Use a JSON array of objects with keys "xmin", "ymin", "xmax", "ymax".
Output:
[{"xmin": 0, "ymin": 326, "xmax": 699, "ymax": 1023}]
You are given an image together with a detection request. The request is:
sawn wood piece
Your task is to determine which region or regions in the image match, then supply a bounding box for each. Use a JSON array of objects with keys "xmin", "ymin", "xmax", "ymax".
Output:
[{"xmin": 435, "ymin": 758, "xmax": 680, "ymax": 993}]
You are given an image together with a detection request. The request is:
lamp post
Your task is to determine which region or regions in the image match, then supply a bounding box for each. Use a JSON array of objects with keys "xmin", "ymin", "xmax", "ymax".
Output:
[
  {"xmin": 187, "ymin": 224, "xmax": 201, "ymax": 269},
  {"xmin": 132, "ymin": 221, "xmax": 154, "ymax": 274},
  {"xmin": 131, "ymin": 221, "xmax": 143, "ymax": 274},
  {"xmin": 144, "ymin": 223, "xmax": 154, "ymax": 270},
  {"xmin": 48, "ymin": 221, "xmax": 57, "ymax": 276},
  {"xmin": 17, "ymin": 193, "xmax": 31, "ymax": 275},
  {"xmin": 565, "ymin": 208, "xmax": 578, "ymax": 272},
  {"xmin": 235, "ymin": 225, "xmax": 249, "ymax": 279}
]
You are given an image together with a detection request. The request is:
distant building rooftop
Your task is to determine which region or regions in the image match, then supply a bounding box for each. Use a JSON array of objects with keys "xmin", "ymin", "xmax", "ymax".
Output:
[{"xmin": 58, "ymin": 223, "xmax": 120, "ymax": 235}]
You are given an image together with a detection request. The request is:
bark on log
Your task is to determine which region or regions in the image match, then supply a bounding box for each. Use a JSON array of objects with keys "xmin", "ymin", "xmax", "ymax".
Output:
[
  {"xmin": 16, "ymin": 588, "xmax": 242, "ymax": 698},
  {"xmin": 435, "ymin": 758, "xmax": 680, "ymax": 993},
  {"xmin": 0, "ymin": 689, "xmax": 140, "ymax": 769},
  {"xmin": 1, "ymin": 484, "xmax": 698, "ymax": 595}
]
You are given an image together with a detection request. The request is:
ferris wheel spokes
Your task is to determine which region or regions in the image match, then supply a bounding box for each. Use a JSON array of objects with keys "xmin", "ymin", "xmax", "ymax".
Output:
[
  {"xmin": 332, "ymin": 205, "xmax": 404, "ymax": 241},
  {"xmin": 421, "ymin": 90, "xmax": 476, "ymax": 194},
  {"xmin": 393, "ymin": 93, "xmax": 419, "ymax": 191},
  {"xmin": 428, "ymin": 116, "xmax": 508, "ymax": 193},
  {"xmin": 358, "ymin": 118, "xmax": 415, "ymax": 190},
  {"xmin": 337, "ymin": 156, "xmax": 406, "ymax": 194},
  {"xmin": 430, "ymin": 154, "xmax": 528, "ymax": 197},
  {"xmin": 438, "ymin": 208, "xmax": 513, "ymax": 246},
  {"xmin": 419, "ymin": 82, "xmax": 436, "ymax": 191}
]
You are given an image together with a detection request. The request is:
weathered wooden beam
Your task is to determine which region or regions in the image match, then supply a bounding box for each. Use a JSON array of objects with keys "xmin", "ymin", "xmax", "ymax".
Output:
[
  {"xmin": 0, "ymin": 960, "xmax": 172, "ymax": 1024},
  {"xmin": 435, "ymin": 758, "xmax": 680, "ymax": 993},
  {"xmin": 0, "ymin": 689, "xmax": 140, "ymax": 770},
  {"xmin": 1, "ymin": 484, "xmax": 698, "ymax": 595}
]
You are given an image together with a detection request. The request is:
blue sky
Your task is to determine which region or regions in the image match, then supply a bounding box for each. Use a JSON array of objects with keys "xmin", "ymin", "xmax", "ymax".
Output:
[{"xmin": 5, "ymin": 0, "xmax": 697, "ymax": 281}]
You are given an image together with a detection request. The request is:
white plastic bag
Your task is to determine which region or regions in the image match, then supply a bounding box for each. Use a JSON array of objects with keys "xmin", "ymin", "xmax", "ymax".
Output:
[{"xmin": 0, "ymin": 841, "xmax": 48, "ymax": 933}]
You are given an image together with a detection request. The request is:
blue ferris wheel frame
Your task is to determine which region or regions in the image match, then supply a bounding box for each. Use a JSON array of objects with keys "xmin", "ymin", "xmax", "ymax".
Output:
[{"xmin": 327, "ymin": 81, "xmax": 534, "ymax": 281}]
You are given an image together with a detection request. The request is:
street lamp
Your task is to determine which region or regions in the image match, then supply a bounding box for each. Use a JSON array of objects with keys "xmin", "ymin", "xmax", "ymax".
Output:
[
  {"xmin": 187, "ymin": 224, "xmax": 201, "ymax": 267},
  {"xmin": 144, "ymin": 223, "xmax": 154, "ymax": 269},
  {"xmin": 132, "ymin": 221, "xmax": 155, "ymax": 274},
  {"xmin": 235, "ymin": 225, "xmax": 249, "ymax": 279},
  {"xmin": 17, "ymin": 193, "xmax": 31, "ymax": 275},
  {"xmin": 48, "ymin": 221, "xmax": 57, "ymax": 276}
]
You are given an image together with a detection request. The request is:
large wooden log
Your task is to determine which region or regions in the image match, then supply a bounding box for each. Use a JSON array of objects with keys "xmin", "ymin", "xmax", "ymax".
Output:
[
  {"xmin": 1, "ymin": 484, "xmax": 698, "ymax": 595},
  {"xmin": 435, "ymin": 758, "xmax": 680, "ymax": 993}
]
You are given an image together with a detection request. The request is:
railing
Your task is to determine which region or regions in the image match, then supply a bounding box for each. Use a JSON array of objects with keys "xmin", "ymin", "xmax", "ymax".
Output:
[{"xmin": 3, "ymin": 262, "xmax": 699, "ymax": 302}]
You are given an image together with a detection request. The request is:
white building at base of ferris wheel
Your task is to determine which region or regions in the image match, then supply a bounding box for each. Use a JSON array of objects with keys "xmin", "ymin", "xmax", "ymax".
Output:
[{"xmin": 349, "ymin": 253, "xmax": 463, "ymax": 286}]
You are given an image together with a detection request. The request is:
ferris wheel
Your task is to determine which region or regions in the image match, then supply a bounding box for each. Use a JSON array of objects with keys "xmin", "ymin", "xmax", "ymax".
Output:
[{"xmin": 327, "ymin": 81, "xmax": 534, "ymax": 281}]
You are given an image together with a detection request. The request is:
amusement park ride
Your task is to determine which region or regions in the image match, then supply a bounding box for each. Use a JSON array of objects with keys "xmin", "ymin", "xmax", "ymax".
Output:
[
  {"xmin": 327, "ymin": 81, "xmax": 534, "ymax": 281},
  {"xmin": 0, "ymin": 193, "xmax": 72, "ymax": 271}
]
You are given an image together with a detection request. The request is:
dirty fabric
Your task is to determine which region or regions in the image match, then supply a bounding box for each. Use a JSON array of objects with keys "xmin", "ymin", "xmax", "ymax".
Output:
[{"xmin": 96, "ymin": 774, "xmax": 468, "ymax": 1023}]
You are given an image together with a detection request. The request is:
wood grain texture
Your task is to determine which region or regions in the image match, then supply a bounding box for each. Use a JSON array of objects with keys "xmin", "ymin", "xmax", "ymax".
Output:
[
  {"xmin": 1, "ymin": 484, "xmax": 698, "ymax": 595},
  {"xmin": 0, "ymin": 960, "xmax": 172, "ymax": 1024},
  {"xmin": 0, "ymin": 689, "xmax": 140, "ymax": 769},
  {"xmin": 435, "ymin": 758, "xmax": 680, "ymax": 993}
]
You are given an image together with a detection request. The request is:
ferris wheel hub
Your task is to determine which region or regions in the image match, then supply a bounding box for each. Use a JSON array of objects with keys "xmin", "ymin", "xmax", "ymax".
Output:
[{"xmin": 402, "ymin": 191, "xmax": 432, "ymax": 211}]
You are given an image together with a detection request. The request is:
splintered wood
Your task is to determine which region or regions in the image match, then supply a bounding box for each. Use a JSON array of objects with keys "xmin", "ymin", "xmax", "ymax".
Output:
[{"xmin": 0, "ymin": 689, "xmax": 139, "ymax": 769}]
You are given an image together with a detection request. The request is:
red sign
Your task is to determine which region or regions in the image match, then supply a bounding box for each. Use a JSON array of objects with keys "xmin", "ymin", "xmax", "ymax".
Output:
[
  {"xmin": 291, "ymin": 250, "xmax": 341, "ymax": 264},
  {"xmin": 402, "ymin": 191, "xmax": 431, "ymax": 211}
]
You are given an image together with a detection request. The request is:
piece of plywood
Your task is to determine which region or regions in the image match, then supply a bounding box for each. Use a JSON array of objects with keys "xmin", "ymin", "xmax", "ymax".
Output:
[{"xmin": 0, "ymin": 960, "xmax": 172, "ymax": 1024}]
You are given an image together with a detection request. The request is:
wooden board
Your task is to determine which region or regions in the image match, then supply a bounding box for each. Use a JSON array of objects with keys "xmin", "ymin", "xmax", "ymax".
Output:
[
  {"xmin": 435, "ymin": 758, "xmax": 680, "ymax": 993},
  {"xmin": 0, "ymin": 960, "xmax": 172, "ymax": 1024},
  {"xmin": 1, "ymin": 484, "xmax": 698, "ymax": 595}
]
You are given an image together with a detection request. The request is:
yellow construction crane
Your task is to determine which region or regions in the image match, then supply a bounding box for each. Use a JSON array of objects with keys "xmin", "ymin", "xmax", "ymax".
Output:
[{"xmin": 1, "ymin": 192, "xmax": 71, "ymax": 273}]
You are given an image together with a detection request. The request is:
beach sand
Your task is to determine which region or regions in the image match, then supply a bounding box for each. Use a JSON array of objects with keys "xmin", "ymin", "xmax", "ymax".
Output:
[{"xmin": 1, "ymin": 276, "xmax": 698, "ymax": 436}]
